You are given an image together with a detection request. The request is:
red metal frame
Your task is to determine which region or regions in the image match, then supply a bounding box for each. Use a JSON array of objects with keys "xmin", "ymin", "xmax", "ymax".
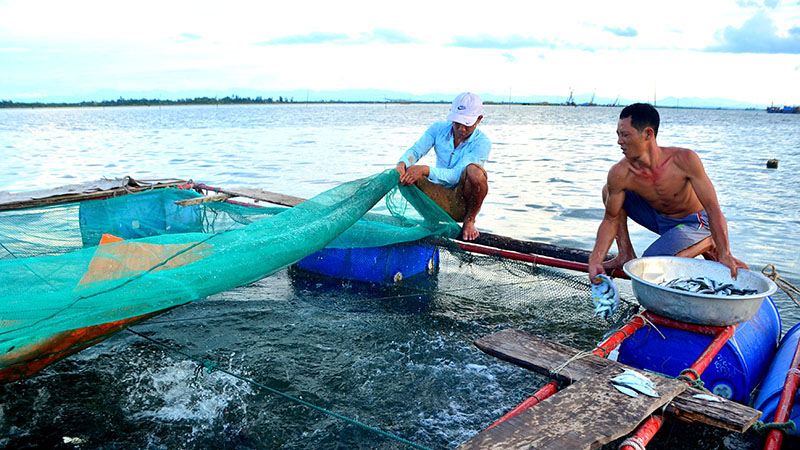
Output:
[
  {"xmin": 763, "ymin": 340, "xmax": 800, "ymax": 450},
  {"xmin": 452, "ymin": 240, "xmax": 629, "ymax": 279}
]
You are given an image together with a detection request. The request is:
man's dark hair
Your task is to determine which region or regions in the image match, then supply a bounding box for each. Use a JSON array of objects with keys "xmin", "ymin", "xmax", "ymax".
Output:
[{"xmin": 620, "ymin": 103, "xmax": 659, "ymax": 137}]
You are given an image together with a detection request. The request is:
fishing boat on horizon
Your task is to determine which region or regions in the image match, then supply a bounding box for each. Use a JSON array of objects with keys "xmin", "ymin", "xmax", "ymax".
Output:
[{"xmin": 766, "ymin": 105, "xmax": 800, "ymax": 114}]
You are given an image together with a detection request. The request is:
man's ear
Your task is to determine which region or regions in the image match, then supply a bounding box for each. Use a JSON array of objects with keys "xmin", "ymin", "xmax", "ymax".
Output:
[
  {"xmin": 474, "ymin": 115, "xmax": 483, "ymax": 126},
  {"xmin": 645, "ymin": 127, "xmax": 655, "ymax": 139}
]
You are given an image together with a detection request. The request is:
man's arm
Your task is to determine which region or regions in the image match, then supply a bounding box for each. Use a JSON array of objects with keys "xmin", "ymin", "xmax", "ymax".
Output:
[
  {"xmin": 398, "ymin": 163, "xmax": 430, "ymax": 186},
  {"xmin": 428, "ymin": 134, "xmax": 491, "ymax": 187},
  {"xmin": 681, "ymin": 150, "xmax": 748, "ymax": 278},
  {"xmin": 588, "ymin": 167, "xmax": 627, "ymax": 282},
  {"xmin": 397, "ymin": 123, "xmax": 438, "ymax": 179}
]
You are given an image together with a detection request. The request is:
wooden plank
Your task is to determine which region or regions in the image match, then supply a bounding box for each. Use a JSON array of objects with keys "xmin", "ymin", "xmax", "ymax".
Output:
[
  {"xmin": 475, "ymin": 328, "xmax": 761, "ymax": 432},
  {"xmin": 459, "ymin": 368, "xmax": 686, "ymax": 450},
  {"xmin": 196, "ymin": 186, "xmax": 306, "ymax": 207},
  {"xmin": 0, "ymin": 181, "xmax": 188, "ymax": 212},
  {"xmin": 474, "ymin": 232, "xmax": 611, "ymax": 264},
  {"xmin": 174, "ymin": 193, "xmax": 230, "ymax": 206}
]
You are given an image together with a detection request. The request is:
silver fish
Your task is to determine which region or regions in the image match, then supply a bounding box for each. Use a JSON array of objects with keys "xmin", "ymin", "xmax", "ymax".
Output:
[
  {"xmin": 612, "ymin": 384, "xmax": 639, "ymax": 398},
  {"xmin": 611, "ymin": 370, "xmax": 659, "ymax": 398},
  {"xmin": 661, "ymin": 276, "xmax": 758, "ymax": 297},
  {"xmin": 692, "ymin": 394, "xmax": 723, "ymax": 402},
  {"xmin": 591, "ymin": 274, "xmax": 619, "ymax": 319}
]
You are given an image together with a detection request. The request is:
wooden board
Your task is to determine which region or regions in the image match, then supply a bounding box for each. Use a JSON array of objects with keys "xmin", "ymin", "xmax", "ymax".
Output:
[
  {"xmin": 174, "ymin": 193, "xmax": 230, "ymax": 206},
  {"xmin": 207, "ymin": 187, "xmax": 306, "ymax": 207},
  {"xmin": 0, "ymin": 180, "xmax": 188, "ymax": 211},
  {"xmin": 459, "ymin": 368, "xmax": 686, "ymax": 450},
  {"xmin": 473, "ymin": 232, "xmax": 610, "ymax": 264},
  {"xmin": 475, "ymin": 328, "xmax": 761, "ymax": 432}
]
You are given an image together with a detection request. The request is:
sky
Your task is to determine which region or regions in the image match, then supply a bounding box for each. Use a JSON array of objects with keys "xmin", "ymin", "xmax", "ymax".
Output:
[{"xmin": 1, "ymin": 0, "xmax": 799, "ymax": 106}]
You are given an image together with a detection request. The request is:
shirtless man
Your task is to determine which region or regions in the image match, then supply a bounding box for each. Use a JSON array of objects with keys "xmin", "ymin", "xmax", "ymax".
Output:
[
  {"xmin": 588, "ymin": 103, "xmax": 748, "ymax": 283},
  {"xmin": 396, "ymin": 92, "xmax": 490, "ymax": 241}
]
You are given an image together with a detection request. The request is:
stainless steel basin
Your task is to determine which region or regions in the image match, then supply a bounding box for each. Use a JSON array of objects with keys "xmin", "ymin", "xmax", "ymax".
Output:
[{"xmin": 622, "ymin": 256, "xmax": 777, "ymax": 326}]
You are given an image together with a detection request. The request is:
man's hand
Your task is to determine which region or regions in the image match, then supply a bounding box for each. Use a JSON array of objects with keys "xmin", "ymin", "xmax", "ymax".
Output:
[
  {"xmin": 395, "ymin": 162, "xmax": 406, "ymax": 176},
  {"xmin": 399, "ymin": 165, "xmax": 430, "ymax": 186},
  {"xmin": 588, "ymin": 263, "xmax": 606, "ymax": 284},
  {"xmin": 717, "ymin": 251, "xmax": 750, "ymax": 280}
]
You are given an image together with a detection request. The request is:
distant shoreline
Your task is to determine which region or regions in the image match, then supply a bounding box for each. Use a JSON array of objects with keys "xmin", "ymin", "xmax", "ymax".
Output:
[{"xmin": 0, "ymin": 96, "xmax": 763, "ymax": 111}]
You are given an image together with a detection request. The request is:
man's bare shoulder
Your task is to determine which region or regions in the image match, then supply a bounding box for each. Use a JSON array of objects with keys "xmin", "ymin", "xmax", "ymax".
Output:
[
  {"xmin": 662, "ymin": 146, "xmax": 703, "ymax": 169},
  {"xmin": 606, "ymin": 158, "xmax": 633, "ymax": 189},
  {"xmin": 662, "ymin": 146, "xmax": 697, "ymax": 158}
]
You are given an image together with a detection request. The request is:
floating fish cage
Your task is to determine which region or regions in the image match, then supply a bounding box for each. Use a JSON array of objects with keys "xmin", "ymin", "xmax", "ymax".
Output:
[
  {"xmin": 294, "ymin": 243, "xmax": 439, "ymax": 285},
  {"xmin": 617, "ymin": 296, "xmax": 781, "ymax": 403}
]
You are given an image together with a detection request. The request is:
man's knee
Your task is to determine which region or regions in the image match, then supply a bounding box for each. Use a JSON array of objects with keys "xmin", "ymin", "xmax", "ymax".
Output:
[{"xmin": 464, "ymin": 164, "xmax": 488, "ymax": 187}]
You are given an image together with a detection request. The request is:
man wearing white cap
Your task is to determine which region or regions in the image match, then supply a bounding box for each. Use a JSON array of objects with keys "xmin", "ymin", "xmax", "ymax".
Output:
[{"xmin": 395, "ymin": 92, "xmax": 491, "ymax": 241}]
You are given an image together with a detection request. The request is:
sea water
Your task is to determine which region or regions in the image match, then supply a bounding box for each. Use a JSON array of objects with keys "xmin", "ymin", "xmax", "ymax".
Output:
[{"xmin": 0, "ymin": 104, "xmax": 798, "ymax": 449}]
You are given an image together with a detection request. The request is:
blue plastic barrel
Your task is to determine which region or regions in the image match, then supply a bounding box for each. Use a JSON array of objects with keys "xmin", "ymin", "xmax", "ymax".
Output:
[
  {"xmin": 617, "ymin": 296, "xmax": 781, "ymax": 403},
  {"xmin": 752, "ymin": 320, "xmax": 800, "ymax": 436},
  {"xmin": 295, "ymin": 243, "xmax": 439, "ymax": 285}
]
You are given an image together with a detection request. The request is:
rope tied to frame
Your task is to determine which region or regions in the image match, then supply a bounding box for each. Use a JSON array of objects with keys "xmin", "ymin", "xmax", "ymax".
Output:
[
  {"xmin": 762, "ymin": 264, "xmax": 800, "ymax": 307},
  {"xmin": 676, "ymin": 368, "xmax": 710, "ymax": 392},
  {"xmin": 551, "ymin": 350, "xmax": 594, "ymax": 379},
  {"xmin": 618, "ymin": 435, "xmax": 647, "ymax": 450},
  {"xmin": 751, "ymin": 419, "xmax": 797, "ymax": 436}
]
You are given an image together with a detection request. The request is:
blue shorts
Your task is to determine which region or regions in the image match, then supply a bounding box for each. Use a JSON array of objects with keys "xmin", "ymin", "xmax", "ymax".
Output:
[{"xmin": 622, "ymin": 191, "xmax": 711, "ymax": 257}]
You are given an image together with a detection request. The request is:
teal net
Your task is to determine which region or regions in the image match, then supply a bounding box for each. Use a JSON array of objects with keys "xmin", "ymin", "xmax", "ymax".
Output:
[{"xmin": 0, "ymin": 169, "xmax": 461, "ymax": 380}]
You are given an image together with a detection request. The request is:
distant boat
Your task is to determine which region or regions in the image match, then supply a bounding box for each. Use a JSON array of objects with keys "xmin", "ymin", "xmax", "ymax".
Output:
[
  {"xmin": 565, "ymin": 88, "xmax": 576, "ymax": 106},
  {"xmin": 766, "ymin": 105, "xmax": 800, "ymax": 114}
]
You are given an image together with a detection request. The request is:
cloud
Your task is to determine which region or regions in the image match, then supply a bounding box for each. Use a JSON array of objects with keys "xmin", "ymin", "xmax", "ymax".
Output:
[
  {"xmin": 369, "ymin": 29, "xmax": 417, "ymax": 44},
  {"xmin": 179, "ymin": 33, "xmax": 202, "ymax": 40},
  {"xmin": 448, "ymin": 34, "xmax": 553, "ymax": 49},
  {"xmin": 603, "ymin": 26, "xmax": 638, "ymax": 37},
  {"xmin": 707, "ymin": 11, "xmax": 800, "ymax": 53},
  {"xmin": 501, "ymin": 52, "xmax": 516, "ymax": 63},
  {"xmin": 736, "ymin": 0, "xmax": 779, "ymax": 7},
  {"xmin": 260, "ymin": 31, "xmax": 349, "ymax": 45},
  {"xmin": 258, "ymin": 29, "xmax": 416, "ymax": 46}
]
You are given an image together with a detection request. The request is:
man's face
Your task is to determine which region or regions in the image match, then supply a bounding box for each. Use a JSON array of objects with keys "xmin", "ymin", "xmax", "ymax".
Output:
[
  {"xmin": 452, "ymin": 116, "xmax": 482, "ymax": 142},
  {"xmin": 616, "ymin": 117, "xmax": 648, "ymax": 160}
]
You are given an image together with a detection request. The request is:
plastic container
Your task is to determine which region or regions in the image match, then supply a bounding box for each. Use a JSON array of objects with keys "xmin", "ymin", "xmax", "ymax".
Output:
[
  {"xmin": 752, "ymin": 321, "xmax": 800, "ymax": 436},
  {"xmin": 617, "ymin": 296, "xmax": 781, "ymax": 403},
  {"xmin": 295, "ymin": 243, "xmax": 439, "ymax": 285}
]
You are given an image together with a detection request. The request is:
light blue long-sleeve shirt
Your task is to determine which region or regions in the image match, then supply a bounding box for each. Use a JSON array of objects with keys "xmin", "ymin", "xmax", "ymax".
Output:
[{"xmin": 398, "ymin": 121, "xmax": 491, "ymax": 188}]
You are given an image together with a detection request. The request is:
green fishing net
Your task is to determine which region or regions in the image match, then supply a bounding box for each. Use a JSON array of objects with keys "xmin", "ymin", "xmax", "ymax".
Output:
[{"xmin": 0, "ymin": 169, "xmax": 460, "ymax": 377}]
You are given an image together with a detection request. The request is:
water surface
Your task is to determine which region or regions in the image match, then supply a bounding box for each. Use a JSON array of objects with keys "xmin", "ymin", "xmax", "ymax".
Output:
[{"xmin": 0, "ymin": 104, "xmax": 798, "ymax": 449}]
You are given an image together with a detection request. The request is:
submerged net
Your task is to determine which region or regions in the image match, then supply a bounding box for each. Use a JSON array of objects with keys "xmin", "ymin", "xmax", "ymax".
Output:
[{"xmin": 0, "ymin": 169, "xmax": 462, "ymax": 375}]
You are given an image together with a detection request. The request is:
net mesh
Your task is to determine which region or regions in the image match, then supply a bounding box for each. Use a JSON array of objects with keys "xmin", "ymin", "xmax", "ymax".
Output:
[{"xmin": 0, "ymin": 169, "xmax": 462, "ymax": 375}]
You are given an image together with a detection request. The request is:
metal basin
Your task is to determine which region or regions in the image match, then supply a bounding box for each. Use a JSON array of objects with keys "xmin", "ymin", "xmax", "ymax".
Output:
[{"xmin": 622, "ymin": 256, "xmax": 777, "ymax": 326}]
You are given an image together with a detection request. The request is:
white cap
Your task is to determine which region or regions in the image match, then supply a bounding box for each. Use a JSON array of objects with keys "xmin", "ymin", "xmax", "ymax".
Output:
[{"xmin": 446, "ymin": 92, "xmax": 483, "ymax": 126}]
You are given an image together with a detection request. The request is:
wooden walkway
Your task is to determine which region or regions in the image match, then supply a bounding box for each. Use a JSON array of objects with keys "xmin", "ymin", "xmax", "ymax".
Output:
[
  {"xmin": 459, "ymin": 366, "xmax": 685, "ymax": 450},
  {"xmin": 459, "ymin": 328, "xmax": 762, "ymax": 449}
]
